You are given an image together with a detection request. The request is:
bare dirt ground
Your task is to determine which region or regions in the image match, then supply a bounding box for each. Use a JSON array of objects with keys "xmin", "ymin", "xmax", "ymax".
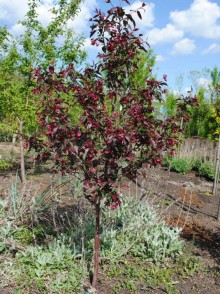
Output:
[{"xmin": 0, "ymin": 144, "xmax": 219, "ymax": 293}]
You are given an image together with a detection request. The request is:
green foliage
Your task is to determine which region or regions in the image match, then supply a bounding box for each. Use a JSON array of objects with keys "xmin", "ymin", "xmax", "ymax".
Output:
[
  {"xmin": 1, "ymin": 240, "xmax": 85, "ymax": 293},
  {"xmin": 192, "ymin": 158, "xmax": 202, "ymax": 171},
  {"xmin": 0, "ymin": 0, "xmax": 86, "ymax": 138},
  {"xmin": 198, "ymin": 162, "xmax": 216, "ymax": 180},
  {"xmin": 170, "ymin": 158, "xmax": 193, "ymax": 174},
  {"xmin": 210, "ymin": 97, "xmax": 220, "ymax": 138},
  {"xmin": 36, "ymin": 196, "xmax": 183, "ymax": 264},
  {"xmin": 12, "ymin": 224, "xmax": 52, "ymax": 246},
  {"xmin": 164, "ymin": 91, "xmax": 178, "ymax": 117},
  {"xmin": 129, "ymin": 49, "xmax": 156, "ymax": 89},
  {"xmin": 186, "ymin": 87, "xmax": 215, "ymax": 139},
  {"xmin": 0, "ymin": 159, "xmax": 12, "ymax": 171},
  {"xmin": 209, "ymin": 66, "xmax": 220, "ymax": 102},
  {"xmin": 0, "ymin": 221, "xmax": 15, "ymax": 253},
  {"xmin": 192, "ymin": 158, "xmax": 216, "ymax": 180},
  {"xmin": 103, "ymin": 250, "xmax": 201, "ymax": 294},
  {"xmin": 13, "ymin": 227, "xmax": 33, "ymax": 245},
  {"xmin": 100, "ymin": 197, "xmax": 183, "ymax": 262},
  {"xmin": 168, "ymin": 156, "xmax": 216, "ymax": 180},
  {"xmin": 184, "ymin": 66, "xmax": 220, "ymax": 139}
]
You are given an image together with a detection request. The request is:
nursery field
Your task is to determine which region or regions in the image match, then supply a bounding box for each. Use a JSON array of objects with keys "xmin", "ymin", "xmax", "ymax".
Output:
[
  {"xmin": 0, "ymin": 143, "xmax": 219, "ymax": 294},
  {"xmin": 0, "ymin": 0, "xmax": 219, "ymax": 293}
]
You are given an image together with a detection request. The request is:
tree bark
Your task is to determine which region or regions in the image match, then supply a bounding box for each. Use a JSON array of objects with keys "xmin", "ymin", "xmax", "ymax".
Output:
[
  {"xmin": 18, "ymin": 120, "xmax": 26, "ymax": 183},
  {"xmin": 92, "ymin": 198, "xmax": 101, "ymax": 288},
  {"xmin": 213, "ymin": 134, "xmax": 220, "ymax": 196}
]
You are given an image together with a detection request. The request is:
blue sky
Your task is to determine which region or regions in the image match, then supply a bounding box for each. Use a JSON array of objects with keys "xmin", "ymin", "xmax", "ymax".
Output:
[{"xmin": 0, "ymin": 0, "xmax": 219, "ymax": 93}]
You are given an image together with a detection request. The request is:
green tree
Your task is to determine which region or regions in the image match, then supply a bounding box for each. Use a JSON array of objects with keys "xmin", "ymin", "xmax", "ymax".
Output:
[
  {"xmin": 0, "ymin": 0, "xmax": 86, "ymax": 181},
  {"xmin": 129, "ymin": 49, "xmax": 156, "ymax": 89},
  {"xmin": 209, "ymin": 66, "xmax": 220, "ymax": 103},
  {"xmin": 163, "ymin": 91, "xmax": 178, "ymax": 117},
  {"xmin": 186, "ymin": 87, "xmax": 214, "ymax": 138}
]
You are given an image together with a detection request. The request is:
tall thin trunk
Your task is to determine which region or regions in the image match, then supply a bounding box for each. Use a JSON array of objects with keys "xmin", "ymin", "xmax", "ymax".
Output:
[
  {"xmin": 217, "ymin": 195, "xmax": 220, "ymax": 221},
  {"xmin": 213, "ymin": 135, "xmax": 220, "ymax": 197},
  {"xmin": 18, "ymin": 120, "xmax": 26, "ymax": 183},
  {"xmin": 92, "ymin": 198, "xmax": 101, "ymax": 288},
  {"xmin": 212, "ymin": 135, "xmax": 220, "ymax": 221}
]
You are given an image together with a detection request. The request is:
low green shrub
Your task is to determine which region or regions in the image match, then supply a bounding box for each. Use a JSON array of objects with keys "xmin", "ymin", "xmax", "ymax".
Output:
[
  {"xmin": 0, "ymin": 159, "xmax": 12, "ymax": 171},
  {"xmin": 198, "ymin": 162, "xmax": 216, "ymax": 180},
  {"xmin": 13, "ymin": 227, "xmax": 33, "ymax": 245},
  {"xmin": 168, "ymin": 157, "xmax": 216, "ymax": 181},
  {"xmin": 0, "ymin": 240, "xmax": 85, "ymax": 293},
  {"xmin": 170, "ymin": 158, "xmax": 192, "ymax": 174},
  {"xmin": 99, "ymin": 197, "xmax": 184, "ymax": 262},
  {"xmin": 192, "ymin": 159, "xmax": 202, "ymax": 171}
]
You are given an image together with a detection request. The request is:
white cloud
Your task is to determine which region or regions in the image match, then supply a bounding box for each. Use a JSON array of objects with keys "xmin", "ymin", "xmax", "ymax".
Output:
[
  {"xmin": 197, "ymin": 77, "xmax": 211, "ymax": 89},
  {"xmin": 156, "ymin": 54, "xmax": 166, "ymax": 62},
  {"xmin": 9, "ymin": 23, "xmax": 24, "ymax": 37},
  {"xmin": 0, "ymin": 0, "xmax": 28, "ymax": 23},
  {"xmin": 147, "ymin": 24, "xmax": 183, "ymax": 45},
  {"xmin": 1, "ymin": 0, "xmax": 97, "ymax": 38},
  {"xmin": 170, "ymin": 0, "xmax": 220, "ymax": 39},
  {"xmin": 37, "ymin": 1, "xmax": 54, "ymax": 27},
  {"xmin": 124, "ymin": 1, "xmax": 155, "ymax": 28},
  {"xmin": 202, "ymin": 43, "xmax": 220, "ymax": 55},
  {"xmin": 67, "ymin": 0, "xmax": 97, "ymax": 34},
  {"xmin": 171, "ymin": 38, "xmax": 196, "ymax": 55}
]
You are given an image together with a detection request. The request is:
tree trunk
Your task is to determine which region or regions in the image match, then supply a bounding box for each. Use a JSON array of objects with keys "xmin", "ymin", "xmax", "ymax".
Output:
[
  {"xmin": 213, "ymin": 135, "xmax": 220, "ymax": 197},
  {"xmin": 18, "ymin": 120, "xmax": 26, "ymax": 183},
  {"xmin": 92, "ymin": 198, "xmax": 101, "ymax": 288},
  {"xmin": 212, "ymin": 135, "xmax": 220, "ymax": 221}
]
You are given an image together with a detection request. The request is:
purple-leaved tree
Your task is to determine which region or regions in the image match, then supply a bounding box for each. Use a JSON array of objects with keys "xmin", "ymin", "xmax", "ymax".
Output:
[{"xmin": 30, "ymin": 0, "xmax": 196, "ymax": 288}]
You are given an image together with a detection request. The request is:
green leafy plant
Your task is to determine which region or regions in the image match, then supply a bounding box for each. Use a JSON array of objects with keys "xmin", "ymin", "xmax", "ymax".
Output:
[
  {"xmin": 146, "ymin": 266, "xmax": 179, "ymax": 294},
  {"xmin": 192, "ymin": 158, "xmax": 202, "ymax": 171},
  {"xmin": 13, "ymin": 227, "xmax": 33, "ymax": 245},
  {"xmin": 170, "ymin": 158, "xmax": 193, "ymax": 174},
  {"xmin": 0, "ymin": 221, "xmax": 15, "ymax": 253},
  {"xmin": 100, "ymin": 197, "xmax": 183, "ymax": 262},
  {"xmin": 0, "ymin": 240, "xmax": 85, "ymax": 293},
  {"xmin": 198, "ymin": 162, "xmax": 216, "ymax": 180},
  {"xmin": 0, "ymin": 159, "xmax": 12, "ymax": 171},
  {"xmin": 103, "ymin": 251, "xmax": 201, "ymax": 294}
]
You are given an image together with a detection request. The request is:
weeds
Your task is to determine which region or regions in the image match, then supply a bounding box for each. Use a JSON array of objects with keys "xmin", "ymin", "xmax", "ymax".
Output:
[
  {"xmin": 102, "ymin": 250, "xmax": 201, "ymax": 294},
  {"xmin": 0, "ymin": 240, "xmax": 85, "ymax": 293}
]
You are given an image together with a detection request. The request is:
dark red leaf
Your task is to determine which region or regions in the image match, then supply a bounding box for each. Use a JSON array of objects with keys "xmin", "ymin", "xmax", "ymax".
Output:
[{"xmin": 137, "ymin": 11, "xmax": 142, "ymax": 20}]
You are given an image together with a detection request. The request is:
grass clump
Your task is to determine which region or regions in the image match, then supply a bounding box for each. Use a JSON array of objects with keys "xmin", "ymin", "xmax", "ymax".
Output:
[{"xmin": 170, "ymin": 158, "xmax": 193, "ymax": 174}]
